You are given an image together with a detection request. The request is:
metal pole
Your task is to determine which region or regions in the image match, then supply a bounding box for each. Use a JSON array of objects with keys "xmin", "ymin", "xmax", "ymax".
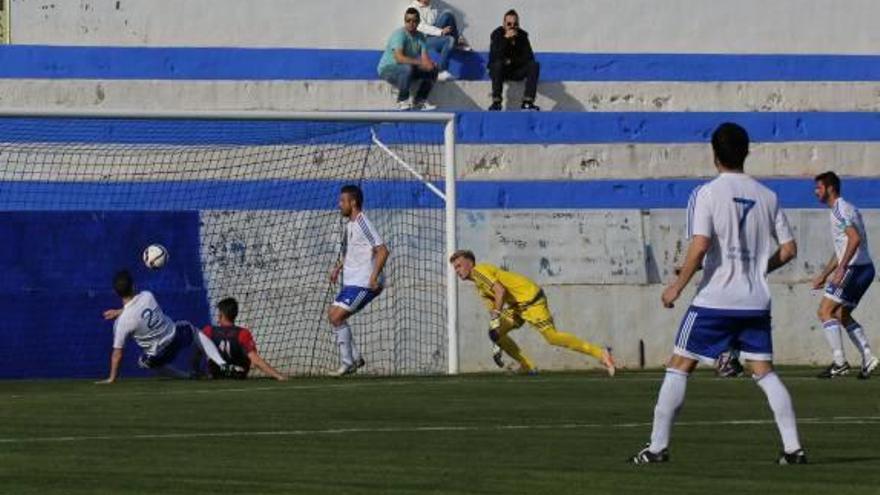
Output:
[{"xmin": 444, "ymin": 118, "xmax": 458, "ymax": 375}]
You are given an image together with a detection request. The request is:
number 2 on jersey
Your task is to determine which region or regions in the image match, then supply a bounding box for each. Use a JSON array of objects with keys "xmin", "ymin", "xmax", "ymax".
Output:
[{"xmin": 733, "ymin": 197, "xmax": 756, "ymax": 230}]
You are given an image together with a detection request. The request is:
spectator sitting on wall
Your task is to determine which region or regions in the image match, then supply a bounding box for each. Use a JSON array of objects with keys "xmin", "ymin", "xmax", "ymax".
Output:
[
  {"xmin": 408, "ymin": 0, "xmax": 472, "ymax": 82},
  {"xmin": 488, "ymin": 9, "xmax": 540, "ymax": 111},
  {"xmin": 197, "ymin": 297, "xmax": 287, "ymax": 381},
  {"xmin": 377, "ymin": 7, "xmax": 439, "ymax": 111}
]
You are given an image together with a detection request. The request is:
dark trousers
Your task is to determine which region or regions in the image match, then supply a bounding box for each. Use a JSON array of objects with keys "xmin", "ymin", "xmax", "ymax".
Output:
[{"xmin": 489, "ymin": 60, "xmax": 540, "ymax": 101}]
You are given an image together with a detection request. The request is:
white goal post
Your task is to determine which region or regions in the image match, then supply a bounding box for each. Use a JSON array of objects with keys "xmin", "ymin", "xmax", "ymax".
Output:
[{"xmin": 0, "ymin": 109, "xmax": 459, "ymax": 376}]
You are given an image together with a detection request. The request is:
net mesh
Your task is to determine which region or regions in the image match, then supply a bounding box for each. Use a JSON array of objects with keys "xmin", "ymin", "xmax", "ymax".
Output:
[{"xmin": 0, "ymin": 116, "xmax": 448, "ymax": 377}]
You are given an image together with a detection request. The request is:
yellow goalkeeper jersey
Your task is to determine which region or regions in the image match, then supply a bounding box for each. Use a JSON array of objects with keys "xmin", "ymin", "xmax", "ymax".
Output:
[{"xmin": 471, "ymin": 263, "xmax": 543, "ymax": 310}]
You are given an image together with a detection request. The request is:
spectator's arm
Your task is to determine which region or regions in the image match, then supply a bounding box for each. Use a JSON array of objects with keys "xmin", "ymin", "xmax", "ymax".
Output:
[
  {"xmin": 393, "ymin": 48, "xmax": 421, "ymax": 65},
  {"xmin": 419, "ymin": 48, "xmax": 435, "ymax": 69},
  {"xmin": 489, "ymin": 29, "xmax": 506, "ymax": 64},
  {"xmin": 417, "ymin": 20, "xmax": 443, "ymax": 37},
  {"xmin": 522, "ymin": 32, "xmax": 536, "ymax": 62}
]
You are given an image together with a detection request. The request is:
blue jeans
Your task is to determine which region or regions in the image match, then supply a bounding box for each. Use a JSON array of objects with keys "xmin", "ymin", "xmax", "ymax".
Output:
[
  {"xmin": 380, "ymin": 64, "xmax": 437, "ymax": 102},
  {"xmin": 426, "ymin": 34, "xmax": 455, "ymax": 71},
  {"xmin": 434, "ymin": 11, "xmax": 459, "ymax": 40},
  {"xmin": 426, "ymin": 11, "xmax": 459, "ymax": 71}
]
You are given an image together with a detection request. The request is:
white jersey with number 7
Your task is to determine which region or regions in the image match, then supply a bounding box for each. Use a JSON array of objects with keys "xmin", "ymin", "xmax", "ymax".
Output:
[{"xmin": 686, "ymin": 172, "xmax": 794, "ymax": 311}]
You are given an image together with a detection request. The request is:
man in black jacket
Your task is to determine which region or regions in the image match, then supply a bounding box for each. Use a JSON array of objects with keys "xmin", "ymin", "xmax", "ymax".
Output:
[{"xmin": 488, "ymin": 9, "xmax": 540, "ymax": 111}]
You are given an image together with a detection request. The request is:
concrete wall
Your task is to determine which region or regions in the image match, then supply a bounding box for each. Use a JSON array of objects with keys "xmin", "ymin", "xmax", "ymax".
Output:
[
  {"xmin": 10, "ymin": 0, "xmax": 880, "ymax": 54},
  {"xmin": 456, "ymin": 209, "xmax": 880, "ymax": 372}
]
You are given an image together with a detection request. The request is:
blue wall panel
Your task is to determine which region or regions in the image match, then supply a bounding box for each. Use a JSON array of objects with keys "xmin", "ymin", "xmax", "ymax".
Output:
[
  {"xmin": 3, "ymin": 112, "xmax": 880, "ymax": 145},
  {"xmin": 3, "ymin": 45, "xmax": 880, "ymax": 82},
  {"xmin": 0, "ymin": 212, "xmax": 210, "ymax": 379}
]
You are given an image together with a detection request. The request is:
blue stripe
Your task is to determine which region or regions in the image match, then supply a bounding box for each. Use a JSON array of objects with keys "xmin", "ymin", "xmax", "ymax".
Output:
[
  {"xmin": 357, "ymin": 216, "xmax": 377, "ymax": 244},
  {"xmin": 0, "ymin": 178, "xmax": 876, "ymax": 210},
  {"xmin": 4, "ymin": 46, "xmax": 880, "ymax": 81},
  {"xmin": 686, "ymin": 186, "xmax": 701, "ymax": 238},
  {"xmin": 7, "ymin": 112, "xmax": 880, "ymax": 144}
]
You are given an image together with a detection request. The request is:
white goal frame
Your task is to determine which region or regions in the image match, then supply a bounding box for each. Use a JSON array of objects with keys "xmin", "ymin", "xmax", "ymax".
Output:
[{"xmin": 0, "ymin": 109, "xmax": 459, "ymax": 375}]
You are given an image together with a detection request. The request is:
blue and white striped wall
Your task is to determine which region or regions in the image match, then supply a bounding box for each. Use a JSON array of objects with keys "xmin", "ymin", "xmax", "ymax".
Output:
[{"xmin": 2, "ymin": 0, "xmax": 879, "ymax": 374}]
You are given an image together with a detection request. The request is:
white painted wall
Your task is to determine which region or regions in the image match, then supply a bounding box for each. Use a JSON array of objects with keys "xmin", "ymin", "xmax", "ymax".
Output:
[
  {"xmin": 10, "ymin": 0, "xmax": 880, "ymax": 54},
  {"xmin": 456, "ymin": 209, "xmax": 880, "ymax": 372}
]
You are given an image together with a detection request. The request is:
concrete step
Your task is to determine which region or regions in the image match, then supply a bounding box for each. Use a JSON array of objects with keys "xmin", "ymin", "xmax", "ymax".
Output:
[{"xmin": 2, "ymin": 79, "xmax": 879, "ymax": 113}]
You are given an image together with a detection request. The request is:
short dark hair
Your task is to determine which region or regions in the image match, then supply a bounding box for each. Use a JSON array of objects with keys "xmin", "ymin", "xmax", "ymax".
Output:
[
  {"xmin": 711, "ymin": 122, "xmax": 749, "ymax": 170},
  {"xmin": 504, "ymin": 9, "xmax": 519, "ymax": 19},
  {"xmin": 449, "ymin": 249, "xmax": 476, "ymax": 264},
  {"xmin": 112, "ymin": 270, "xmax": 134, "ymax": 298},
  {"xmin": 217, "ymin": 297, "xmax": 239, "ymax": 323},
  {"xmin": 815, "ymin": 171, "xmax": 841, "ymax": 194},
  {"xmin": 405, "ymin": 7, "xmax": 420, "ymax": 20},
  {"xmin": 341, "ymin": 184, "xmax": 363, "ymax": 208}
]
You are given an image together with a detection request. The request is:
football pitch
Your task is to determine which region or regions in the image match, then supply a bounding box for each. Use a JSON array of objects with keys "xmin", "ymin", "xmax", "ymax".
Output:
[{"xmin": 1, "ymin": 369, "xmax": 878, "ymax": 494}]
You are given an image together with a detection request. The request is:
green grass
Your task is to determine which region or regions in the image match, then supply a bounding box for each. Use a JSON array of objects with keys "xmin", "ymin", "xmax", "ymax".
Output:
[{"xmin": 1, "ymin": 369, "xmax": 879, "ymax": 494}]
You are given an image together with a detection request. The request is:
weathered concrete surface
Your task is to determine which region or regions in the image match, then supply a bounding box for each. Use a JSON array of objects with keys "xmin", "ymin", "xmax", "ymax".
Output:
[
  {"xmin": 456, "ymin": 209, "xmax": 880, "ymax": 371},
  {"xmin": 3, "ymin": 80, "xmax": 880, "ymax": 113},
  {"xmin": 11, "ymin": 0, "xmax": 880, "ymax": 54},
  {"xmin": 456, "ymin": 283, "xmax": 868, "ymax": 372}
]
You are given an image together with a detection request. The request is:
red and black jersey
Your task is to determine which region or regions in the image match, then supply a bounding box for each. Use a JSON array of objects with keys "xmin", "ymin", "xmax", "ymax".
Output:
[{"xmin": 201, "ymin": 325, "xmax": 257, "ymax": 379}]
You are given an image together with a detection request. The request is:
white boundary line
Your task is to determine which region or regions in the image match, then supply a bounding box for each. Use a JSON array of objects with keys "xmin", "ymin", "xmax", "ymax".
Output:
[
  {"xmin": 1, "ymin": 373, "xmax": 868, "ymax": 401},
  {"xmin": 0, "ymin": 416, "xmax": 877, "ymax": 445}
]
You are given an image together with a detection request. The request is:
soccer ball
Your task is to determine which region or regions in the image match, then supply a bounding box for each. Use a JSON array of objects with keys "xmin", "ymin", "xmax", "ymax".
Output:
[{"xmin": 142, "ymin": 244, "xmax": 169, "ymax": 269}]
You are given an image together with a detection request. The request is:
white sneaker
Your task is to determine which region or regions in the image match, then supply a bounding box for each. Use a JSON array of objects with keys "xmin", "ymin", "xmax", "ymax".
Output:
[
  {"xmin": 457, "ymin": 36, "xmax": 473, "ymax": 52},
  {"xmin": 397, "ymin": 100, "xmax": 413, "ymax": 111},
  {"xmin": 414, "ymin": 101, "xmax": 437, "ymax": 111},
  {"xmin": 437, "ymin": 70, "xmax": 455, "ymax": 82},
  {"xmin": 330, "ymin": 364, "xmax": 356, "ymax": 377},
  {"xmin": 859, "ymin": 355, "xmax": 879, "ymax": 379}
]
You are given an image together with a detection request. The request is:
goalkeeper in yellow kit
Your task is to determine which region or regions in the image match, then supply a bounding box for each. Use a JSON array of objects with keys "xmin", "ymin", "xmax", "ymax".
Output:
[{"xmin": 450, "ymin": 250, "xmax": 616, "ymax": 376}]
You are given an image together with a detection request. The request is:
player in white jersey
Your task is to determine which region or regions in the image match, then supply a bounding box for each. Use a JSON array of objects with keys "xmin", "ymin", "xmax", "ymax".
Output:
[
  {"xmin": 630, "ymin": 123, "xmax": 805, "ymax": 465},
  {"xmin": 811, "ymin": 172, "xmax": 878, "ymax": 379},
  {"xmin": 327, "ymin": 184, "xmax": 390, "ymax": 376},
  {"xmin": 97, "ymin": 270, "xmax": 226, "ymax": 384}
]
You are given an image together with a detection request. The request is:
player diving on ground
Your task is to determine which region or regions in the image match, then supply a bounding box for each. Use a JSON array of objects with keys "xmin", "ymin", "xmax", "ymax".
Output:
[
  {"xmin": 449, "ymin": 250, "xmax": 616, "ymax": 376},
  {"xmin": 98, "ymin": 270, "xmax": 227, "ymax": 384}
]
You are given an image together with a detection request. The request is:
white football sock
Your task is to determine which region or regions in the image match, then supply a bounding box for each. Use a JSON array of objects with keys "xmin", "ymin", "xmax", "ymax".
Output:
[
  {"xmin": 823, "ymin": 319, "xmax": 846, "ymax": 365},
  {"xmin": 845, "ymin": 323, "xmax": 874, "ymax": 364},
  {"xmin": 196, "ymin": 331, "xmax": 227, "ymax": 366},
  {"xmin": 755, "ymin": 371, "xmax": 802, "ymax": 454},
  {"xmin": 334, "ymin": 323, "xmax": 354, "ymax": 367},
  {"xmin": 648, "ymin": 368, "xmax": 689, "ymax": 453}
]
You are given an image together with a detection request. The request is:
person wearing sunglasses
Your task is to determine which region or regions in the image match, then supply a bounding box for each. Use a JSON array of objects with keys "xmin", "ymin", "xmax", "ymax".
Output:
[
  {"xmin": 487, "ymin": 9, "xmax": 540, "ymax": 111},
  {"xmin": 377, "ymin": 8, "xmax": 439, "ymax": 111}
]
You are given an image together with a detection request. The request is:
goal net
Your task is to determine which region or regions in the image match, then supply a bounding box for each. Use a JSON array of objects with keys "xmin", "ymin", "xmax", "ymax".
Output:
[{"xmin": 0, "ymin": 111, "xmax": 457, "ymax": 378}]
